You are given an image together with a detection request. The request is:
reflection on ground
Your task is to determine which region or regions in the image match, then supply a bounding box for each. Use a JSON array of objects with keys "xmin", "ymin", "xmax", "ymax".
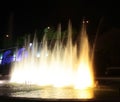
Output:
[{"xmin": 0, "ymin": 82, "xmax": 119, "ymax": 100}]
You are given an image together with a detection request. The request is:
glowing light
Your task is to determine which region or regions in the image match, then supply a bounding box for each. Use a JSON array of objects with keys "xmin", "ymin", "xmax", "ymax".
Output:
[
  {"xmin": 6, "ymin": 34, "xmax": 9, "ymax": 37},
  {"xmin": 0, "ymin": 60, "xmax": 2, "ymax": 64},
  {"xmin": 10, "ymin": 22, "xmax": 94, "ymax": 99},
  {"xmin": 0, "ymin": 54, "xmax": 2, "ymax": 64},
  {"xmin": 29, "ymin": 43, "xmax": 32, "ymax": 47},
  {"xmin": 1, "ymin": 50, "xmax": 13, "ymax": 65},
  {"xmin": 47, "ymin": 27, "xmax": 50, "ymax": 29},
  {"xmin": 0, "ymin": 55, "xmax": 2, "ymax": 59},
  {"xmin": 76, "ymin": 89, "xmax": 94, "ymax": 99},
  {"xmin": 13, "ymin": 54, "xmax": 16, "ymax": 61},
  {"xmin": 74, "ymin": 24, "xmax": 94, "ymax": 89}
]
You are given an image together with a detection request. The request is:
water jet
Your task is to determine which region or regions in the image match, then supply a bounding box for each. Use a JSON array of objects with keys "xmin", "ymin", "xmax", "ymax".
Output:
[{"xmin": 0, "ymin": 20, "xmax": 119, "ymax": 101}]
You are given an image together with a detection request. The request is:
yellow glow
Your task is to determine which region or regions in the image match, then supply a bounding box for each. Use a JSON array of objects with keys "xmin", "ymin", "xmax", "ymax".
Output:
[
  {"xmin": 74, "ymin": 24, "xmax": 94, "ymax": 89},
  {"xmin": 10, "ymin": 22, "xmax": 94, "ymax": 99},
  {"xmin": 76, "ymin": 89, "xmax": 94, "ymax": 99}
]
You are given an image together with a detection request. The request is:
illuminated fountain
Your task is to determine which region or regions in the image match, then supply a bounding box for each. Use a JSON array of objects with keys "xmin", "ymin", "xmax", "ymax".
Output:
[{"xmin": 9, "ymin": 20, "xmax": 95, "ymax": 99}]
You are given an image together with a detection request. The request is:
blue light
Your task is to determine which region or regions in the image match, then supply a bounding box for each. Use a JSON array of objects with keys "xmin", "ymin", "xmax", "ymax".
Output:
[
  {"xmin": 1, "ymin": 50, "xmax": 14, "ymax": 65},
  {"xmin": 16, "ymin": 48, "xmax": 28, "ymax": 62}
]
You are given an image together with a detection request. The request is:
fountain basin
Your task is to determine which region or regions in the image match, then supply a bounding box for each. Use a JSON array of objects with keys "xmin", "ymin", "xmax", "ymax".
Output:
[{"xmin": 0, "ymin": 81, "xmax": 120, "ymax": 101}]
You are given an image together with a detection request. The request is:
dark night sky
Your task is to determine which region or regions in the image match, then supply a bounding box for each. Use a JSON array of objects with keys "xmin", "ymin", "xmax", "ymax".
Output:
[{"xmin": 0, "ymin": 0, "xmax": 120, "ymax": 35}]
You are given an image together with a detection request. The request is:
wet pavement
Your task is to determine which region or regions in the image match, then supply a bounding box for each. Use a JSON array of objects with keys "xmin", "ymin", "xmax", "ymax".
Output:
[{"xmin": 0, "ymin": 81, "xmax": 120, "ymax": 101}]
